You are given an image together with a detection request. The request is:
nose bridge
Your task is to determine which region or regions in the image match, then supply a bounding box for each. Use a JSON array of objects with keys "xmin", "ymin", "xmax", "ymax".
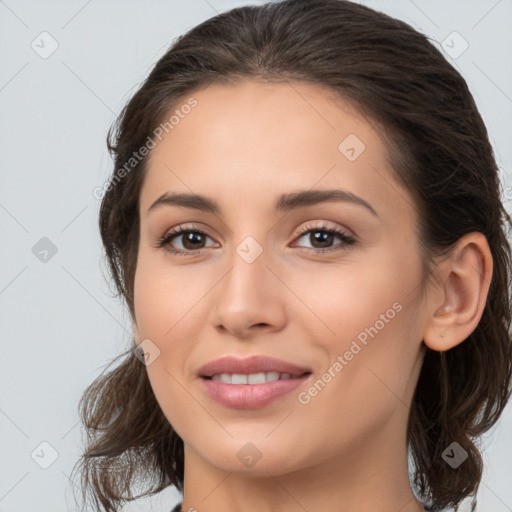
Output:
[
  {"xmin": 225, "ymin": 231, "xmax": 271, "ymax": 297},
  {"xmin": 222, "ymin": 204, "xmax": 273, "ymax": 281},
  {"xmin": 210, "ymin": 226, "xmax": 287, "ymax": 335}
]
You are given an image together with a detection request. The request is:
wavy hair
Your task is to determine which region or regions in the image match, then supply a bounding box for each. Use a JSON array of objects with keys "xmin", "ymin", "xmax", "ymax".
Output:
[{"xmin": 72, "ymin": 1, "xmax": 512, "ymax": 511}]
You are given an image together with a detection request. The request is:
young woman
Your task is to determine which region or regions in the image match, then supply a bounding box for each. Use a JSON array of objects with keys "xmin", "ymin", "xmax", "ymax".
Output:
[{"xmin": 73, "ymin": 1, "xmax": 512, "ymax": 511}]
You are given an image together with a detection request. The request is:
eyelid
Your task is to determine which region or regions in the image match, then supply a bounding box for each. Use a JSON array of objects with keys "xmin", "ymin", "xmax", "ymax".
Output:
[{"xmin": 292, "ymin": 220, "xmax": 353, "ymax": 239}]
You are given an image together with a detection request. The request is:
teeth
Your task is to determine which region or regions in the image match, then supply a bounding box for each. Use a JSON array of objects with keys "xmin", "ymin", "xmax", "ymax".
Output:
[
  {"xmin": 248, "ymin": 372, "xmax": 267, "ymax": 384},
  {"xmin": 210, "ymin": 371, "xmax": 298, "ymax": 384}
]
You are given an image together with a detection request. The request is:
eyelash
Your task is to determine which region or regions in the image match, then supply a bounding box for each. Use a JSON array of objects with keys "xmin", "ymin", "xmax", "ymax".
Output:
[{"xmin": 155, "ymin": 222, "xmax": 356, "ymax": 257}]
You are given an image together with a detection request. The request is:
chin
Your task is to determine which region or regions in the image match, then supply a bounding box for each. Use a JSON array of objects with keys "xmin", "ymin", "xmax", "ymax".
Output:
[{"xmin": 193, "ymin": 437, "xmax": 308, "ymax": 477}]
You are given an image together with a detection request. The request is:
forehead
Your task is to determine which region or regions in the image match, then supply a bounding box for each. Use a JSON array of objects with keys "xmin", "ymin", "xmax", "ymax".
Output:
[
  {"xmin": 140, "ymin": 79, "xmax": 411, "ymax": 225},
  {"xmin": 151, "ymin": 78, "xmax": 382, "ymax": 158}
]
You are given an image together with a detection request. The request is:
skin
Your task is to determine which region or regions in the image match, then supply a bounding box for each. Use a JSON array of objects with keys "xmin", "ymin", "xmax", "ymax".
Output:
[{"xmin": 132, "ymin": 79, "xmax": 493, "ymax": 512}]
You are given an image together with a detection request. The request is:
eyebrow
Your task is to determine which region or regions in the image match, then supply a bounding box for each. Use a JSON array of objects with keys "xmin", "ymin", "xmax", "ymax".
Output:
[{"xmin": 147, "ymin": 189, "xmax": 378, "ymax": 217}]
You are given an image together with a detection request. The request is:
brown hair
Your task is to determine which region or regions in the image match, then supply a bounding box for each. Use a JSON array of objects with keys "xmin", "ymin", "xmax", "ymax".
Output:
[{"xmin": 72, "ymin": 1, "xmax": 512, "ymax": 511}]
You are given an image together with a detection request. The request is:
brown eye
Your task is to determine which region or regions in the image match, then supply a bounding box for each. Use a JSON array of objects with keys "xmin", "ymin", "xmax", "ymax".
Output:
[
  {"xmin": 293, "ymin": 223, "xmax": 356, "ymax": 253},
  {"xmin": 157, "ymin": 226, "xmax": 218, "ymax": 256}
]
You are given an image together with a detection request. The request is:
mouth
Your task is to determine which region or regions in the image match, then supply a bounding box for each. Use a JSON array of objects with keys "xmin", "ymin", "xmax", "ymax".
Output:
[
  {"xmin": 202, "ymin": 371, "xmax": 311, "ymax": 384},
  {"xmin": 197, "ymin": 355, "xmax": 313, "ymax": 409},
  {"xmin": 199, "ymin": 370, "xmax": 313, "ymax": 410}
]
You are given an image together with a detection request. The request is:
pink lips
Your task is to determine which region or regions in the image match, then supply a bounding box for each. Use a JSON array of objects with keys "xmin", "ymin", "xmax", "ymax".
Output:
[
  {"xmin": 198, "ymin": 355, "xmax": 312, "ymax": 410},
  {"xmin": 198, "ymin": 355, "xmax": 311, "ymax": 377}
]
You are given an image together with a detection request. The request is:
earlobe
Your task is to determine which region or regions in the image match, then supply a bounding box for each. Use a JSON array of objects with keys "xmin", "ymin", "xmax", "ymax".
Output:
[{"xmin": 423, "ymin": 232, "xmax": 493, "ymax": 352}]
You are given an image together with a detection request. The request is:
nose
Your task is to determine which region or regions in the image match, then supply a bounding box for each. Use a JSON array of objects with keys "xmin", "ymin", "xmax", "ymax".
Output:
[{"xmin": 210, "ymin": 240, "xmax": 287, "ymax": 339}]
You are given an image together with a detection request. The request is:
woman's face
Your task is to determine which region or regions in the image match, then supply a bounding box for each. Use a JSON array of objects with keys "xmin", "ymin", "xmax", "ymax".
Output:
[{"xmin": 133, "ymin": 79, "xmax": 429, "ymax": 478}]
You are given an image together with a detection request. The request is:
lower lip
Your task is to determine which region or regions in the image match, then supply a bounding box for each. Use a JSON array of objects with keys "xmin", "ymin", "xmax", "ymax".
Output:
[{"xmin": 200, "ymin": 374, "xmax": 311, "ymax": 409}]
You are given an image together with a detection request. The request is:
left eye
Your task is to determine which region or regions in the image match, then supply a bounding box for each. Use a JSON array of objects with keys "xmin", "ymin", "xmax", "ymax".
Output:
[{"xmin": 292, "ymin": 224, "xmax": 356, "ymax": 252}]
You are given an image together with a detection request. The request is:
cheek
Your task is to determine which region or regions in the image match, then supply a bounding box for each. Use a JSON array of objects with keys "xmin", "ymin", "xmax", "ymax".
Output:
[
  {"xmin": 287, "ymin": 244, "xmax": 422, "ymax": 394},
  {"xmin": 133, "ymin": 252, "xmax": 211, "ymax": 341},
  {"xmin": 287, "ymin": 269, "xmax": 421, "ymax": 451},
  {"xmin": 283, "ymin": 252, "xmax": 416, "ymax": 346},
  {"xmin": 133, "ymin": 256, "xmax": 204, "ymax": 431}
]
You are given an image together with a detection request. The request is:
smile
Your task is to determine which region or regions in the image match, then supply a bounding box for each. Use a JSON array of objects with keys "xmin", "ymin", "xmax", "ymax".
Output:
[
  {"xmin": 200, "ymin": 372, "xmax": 312, "ymax": 409},
  {"xmin": 207, "ymin": 371, "xmax": 307, "ymax": 384}
]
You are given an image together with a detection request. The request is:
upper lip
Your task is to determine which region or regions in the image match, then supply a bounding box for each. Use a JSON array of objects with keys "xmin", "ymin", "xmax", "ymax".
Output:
[{"xmin": 198, "ymin": 355, "xmax": 312, "ymax": 377}]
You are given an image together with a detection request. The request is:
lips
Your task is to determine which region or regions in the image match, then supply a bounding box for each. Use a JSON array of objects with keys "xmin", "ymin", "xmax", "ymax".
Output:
[
  {"xmin": 200, "ymin": 374, "xmax": 311, "ymax": 409},
  {"xmin": 198, "ymin": 355, "xmax": 312, "ymax": 378}
]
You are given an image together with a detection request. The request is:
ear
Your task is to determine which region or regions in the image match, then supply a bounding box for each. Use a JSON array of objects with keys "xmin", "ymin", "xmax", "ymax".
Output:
[{"xmin": 423, "ymin": 232, "xmax": 493, "ymax": 352}]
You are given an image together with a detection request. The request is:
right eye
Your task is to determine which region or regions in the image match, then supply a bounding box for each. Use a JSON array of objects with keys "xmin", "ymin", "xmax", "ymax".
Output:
[{"xmin": 156, "ymin": 225, "xmax": 219, "ymax": 256}]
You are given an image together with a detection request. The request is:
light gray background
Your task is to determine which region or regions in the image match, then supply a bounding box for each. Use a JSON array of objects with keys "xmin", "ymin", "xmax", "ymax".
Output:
[{"xmin": 1, "ymin": 1, "xmax": 511, "ymax": 511}]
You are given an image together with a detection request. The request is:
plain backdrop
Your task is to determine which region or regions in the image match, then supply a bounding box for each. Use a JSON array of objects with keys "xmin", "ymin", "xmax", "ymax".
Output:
[{"xmin": 0, "ymin": 1, "xmax": 511, "ymax": 511}]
